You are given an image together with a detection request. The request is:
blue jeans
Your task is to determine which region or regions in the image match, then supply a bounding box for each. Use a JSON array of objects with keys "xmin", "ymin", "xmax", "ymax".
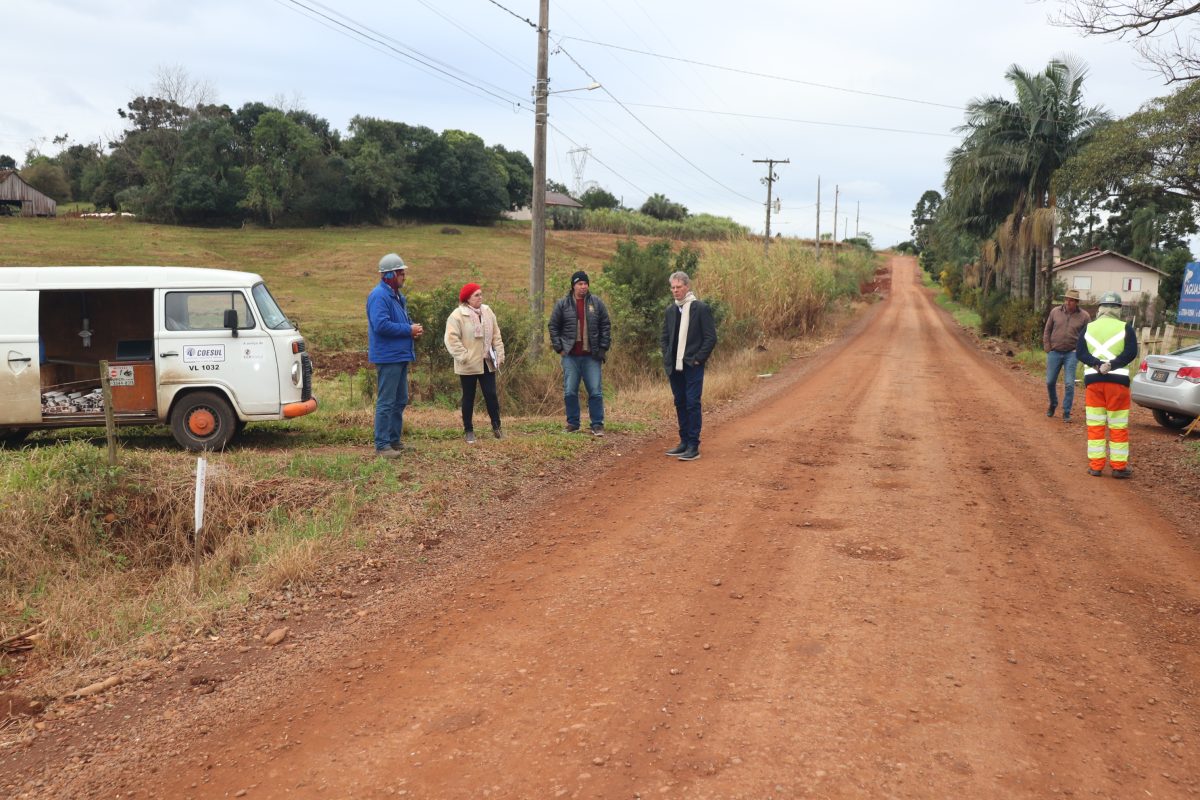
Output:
[
  {"xmin": 562, "ymin": 354, "xmax": 604, "ymax": 428},
  {"xmin": 374, "ymin": 362, "xmax": 410, "ymax": 450},
  {"xmin": 1046, "ymin": 350, "xmax": 1078, "ymax": 415},
  {"xmin": 668, "ymin": 363, "xmax": 705, "ymax": 448}
]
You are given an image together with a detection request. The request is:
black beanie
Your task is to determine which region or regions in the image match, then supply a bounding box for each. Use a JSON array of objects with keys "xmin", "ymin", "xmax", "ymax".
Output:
[{"xmin": 571, "ymin": 270, "xmax": 590, "ymax": 286}]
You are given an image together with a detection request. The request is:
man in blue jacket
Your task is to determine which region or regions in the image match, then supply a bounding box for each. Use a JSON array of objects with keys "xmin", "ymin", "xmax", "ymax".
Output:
[{"xmin": 367, "ymin": 253, "xmax": 424, "ymax": 458}]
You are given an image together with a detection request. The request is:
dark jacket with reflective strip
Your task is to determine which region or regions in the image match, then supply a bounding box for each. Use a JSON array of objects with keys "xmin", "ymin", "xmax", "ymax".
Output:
[{"xmin": 1076, "ymin": 317, "xmax": 1138, "ymax": 388}]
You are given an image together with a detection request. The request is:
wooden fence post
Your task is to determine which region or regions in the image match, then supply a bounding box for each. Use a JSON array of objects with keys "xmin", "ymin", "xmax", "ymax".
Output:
[{"xmin": 98, "ymin": 360, "xmax": 117, "ymax": 466}]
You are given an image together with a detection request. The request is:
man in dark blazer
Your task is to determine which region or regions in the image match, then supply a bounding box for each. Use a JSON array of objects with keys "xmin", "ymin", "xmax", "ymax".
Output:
[{"xmin": 660, "ymin": 271, "xmax": 717, "ymax": 461}]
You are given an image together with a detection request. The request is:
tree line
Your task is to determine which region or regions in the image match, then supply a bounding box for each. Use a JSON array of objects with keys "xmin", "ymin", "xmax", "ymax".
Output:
[
  {"xmin": 909, "ymin": 54, "xmax": 1197, "ymax": 332},
  {"xmin": 7, "ymin": 96, "xmax": 535, "ymax": 226}
]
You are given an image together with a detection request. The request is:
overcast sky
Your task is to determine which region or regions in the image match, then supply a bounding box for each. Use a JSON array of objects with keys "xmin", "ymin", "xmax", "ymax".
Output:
[{"xmin": 1, "ymin": 0, "xmax": 1174, "ymax": 245}]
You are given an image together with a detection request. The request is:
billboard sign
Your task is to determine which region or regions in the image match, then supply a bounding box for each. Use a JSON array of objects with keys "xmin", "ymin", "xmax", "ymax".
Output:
[{"xmin": 1179, "ymin": 262, "xmax": 1200, "ymax": 324}]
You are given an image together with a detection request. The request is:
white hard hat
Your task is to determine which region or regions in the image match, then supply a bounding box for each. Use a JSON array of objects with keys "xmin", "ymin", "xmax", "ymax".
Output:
[{"xmin": 378, "ymin": 253, "xmax": 407, "ymax": 273}]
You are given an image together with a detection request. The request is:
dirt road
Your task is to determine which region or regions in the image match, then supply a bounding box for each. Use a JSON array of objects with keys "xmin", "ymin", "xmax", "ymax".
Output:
[{"xmin": 9, "ymin": 255, "xmax": 1200, "ymax": 798}]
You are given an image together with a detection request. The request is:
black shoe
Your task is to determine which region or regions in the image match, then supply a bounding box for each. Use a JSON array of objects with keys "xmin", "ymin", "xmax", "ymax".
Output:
[
  {"xmin": 492, "ymin": 426, "xmax": 503, "ymax": 440},
  {"xmin": 464, "ymin": 431, "xmax": 476, "ymax": 444},
  {"xmin": 677, "ymin": 446, "xmax": 700, "ymax": 461},
  {"xmin": 1111, "ymin": 468, "xmax": 1132, "ymax": 479},
  {"xmin": 1046, "ymin": 405, "xmax": 1057, "ymax": 418},
  {"xmin": 1087, "ymin": 468, "xmax": 1103, "ymax": 477},
  {"xmin": 665, "ymin": 442, "xmax": 688, "ymax": 456},
  {"xmin": 590, "ymin": 424, "xmax": 605, "ymax": 437},
  {"xmin": 1062, "ymin": 415, "xmax": 1072, "ymax": 424},
  {"xmin": 564, "ymin": 424, "xmax": 580, "ymax": 433}
]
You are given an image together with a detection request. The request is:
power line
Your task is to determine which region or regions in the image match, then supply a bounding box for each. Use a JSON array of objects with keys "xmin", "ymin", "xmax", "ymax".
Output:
[
  {"xmin": 560, "ymin": 35, "xmax": 965, "ymax": 111},
  {"xmin": 549, "ymin": 122, "xmax": 649, "ymax": 196},
  {"xmin": 485, "ymin": 0, "xmax": 538, "ymax": 29},
  {"xmin": 277, "ymin": 0, "xmax": 526, "ymax": 110},
  {"xmin": 556, "ymin": 44, "xmax": 761, "ymax": 205},
  {"xmin": 417, "ymin": 0, "xmax": 531, "ymax": 77},
  {"xmin": 564, "ymin": 98, "xmax": 958, "ymax": 138}
]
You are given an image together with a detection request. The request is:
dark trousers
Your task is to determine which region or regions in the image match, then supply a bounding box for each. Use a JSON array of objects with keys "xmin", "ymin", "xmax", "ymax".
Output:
[
  {"xmin": 460, "ymin": 367, "xmax": 501, "ymax": 432},
  {"xmin": 668, "ymin": 363, "xmax": 705, "ymax": 448}
]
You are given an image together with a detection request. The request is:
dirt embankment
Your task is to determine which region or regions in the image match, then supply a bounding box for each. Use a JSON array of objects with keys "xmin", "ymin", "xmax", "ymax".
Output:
[{"xmin": 4, "ymin": 255, "xmax": 1199, "ymax": 799}]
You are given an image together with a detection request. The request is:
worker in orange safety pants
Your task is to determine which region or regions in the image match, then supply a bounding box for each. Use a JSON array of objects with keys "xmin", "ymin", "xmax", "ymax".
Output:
[{"xmin": 1075, "ymin": 292, "xmax": 1139, "ymax": 478}]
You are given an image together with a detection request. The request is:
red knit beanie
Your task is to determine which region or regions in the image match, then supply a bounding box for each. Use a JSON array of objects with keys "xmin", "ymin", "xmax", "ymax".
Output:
[{"xmin": 459, "ymin": 282, "xmax": 482, "ymax": 303}]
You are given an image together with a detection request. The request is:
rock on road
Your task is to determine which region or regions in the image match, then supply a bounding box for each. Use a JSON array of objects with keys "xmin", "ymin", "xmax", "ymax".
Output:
[{"xmin": 14, "ymin": 255, "xmax": 1200, "ymax": 798}]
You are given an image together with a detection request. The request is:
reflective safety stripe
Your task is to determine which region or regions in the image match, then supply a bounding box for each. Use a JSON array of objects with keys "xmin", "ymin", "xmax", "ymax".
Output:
[
  {"xmin": 1108, "ymin": 409, "xmax": 1130, "ymax": 428},
  {"xmin": 1083, "ymin": 318, "xmax": 1127, "ymax": 374},
  {"xmin": 1085, "ymin": 405, "xmax": 1106, "ymax": 425}
]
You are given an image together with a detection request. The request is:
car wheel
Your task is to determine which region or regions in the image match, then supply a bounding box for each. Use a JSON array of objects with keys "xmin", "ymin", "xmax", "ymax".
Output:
[
  {"xmin": 0, "ymin": 427, "xmax": 31, "ymax": 449},
  {"xmin": 1151, "ymin": 408, "xmax": 1196, "ymax": 429},
  {"xmin": 170, "ymin": 391, "xmax": 236, "ymax": 451}
]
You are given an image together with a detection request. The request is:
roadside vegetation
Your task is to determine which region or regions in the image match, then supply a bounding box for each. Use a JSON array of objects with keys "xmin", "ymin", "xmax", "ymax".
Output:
[{"xmin": 0, "ymin": 221, "xmax": 877, "ymax": 694}]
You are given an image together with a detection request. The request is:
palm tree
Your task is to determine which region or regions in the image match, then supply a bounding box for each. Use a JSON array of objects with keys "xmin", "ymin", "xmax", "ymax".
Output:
[{"xmin": 943, "ymin": 58, "xmax": 1109, "ymax": 305}]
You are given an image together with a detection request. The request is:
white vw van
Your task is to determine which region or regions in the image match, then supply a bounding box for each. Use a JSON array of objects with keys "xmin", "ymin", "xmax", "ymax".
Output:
[{"xmin": 0, "ymin": 266, "xmax": 317, "ymax": 450}]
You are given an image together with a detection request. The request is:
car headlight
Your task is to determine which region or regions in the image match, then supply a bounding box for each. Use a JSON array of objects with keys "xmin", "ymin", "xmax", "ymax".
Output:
[{"xmin": 291, "ymin": 361, "xmax": 301, "ymax": 386}]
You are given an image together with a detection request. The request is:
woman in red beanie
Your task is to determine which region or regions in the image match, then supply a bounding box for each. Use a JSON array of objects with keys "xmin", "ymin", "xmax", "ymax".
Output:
[{"xmin": 444, "ymin": 283, "xmax": 505, "ymax": 443}]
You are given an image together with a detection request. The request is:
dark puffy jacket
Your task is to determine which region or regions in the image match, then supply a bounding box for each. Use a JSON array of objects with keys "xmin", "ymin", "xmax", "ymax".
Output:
[
  {"xmin": 548, "ymin": 292, "xmax": 612, "ymax": 359},
  {"xmin": 661, "ymin": 299, "xmax": 717, "ymax": 374}
]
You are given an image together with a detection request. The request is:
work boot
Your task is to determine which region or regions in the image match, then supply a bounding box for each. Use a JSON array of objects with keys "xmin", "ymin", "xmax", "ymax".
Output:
[
  {"xmin": 1046, "ymin": 404, "xmax": 1057, "ymax": 418},
  {"xmin": 1111, "ymin": 468, "xmax": 1132, "ymax": 479},
  {"xmin": 376, "ymin": 446, "xmax": 401, "ymax": 460},
  {"xmin": 677, "ymin": 446, "xmax": 701, "ymax": 461},
  {"xmin": 564, "ymin": 424, "xmax": 580, "ymax": 433},
  {"xmin": 1087, "ymin": 468, "xmax": 1103, "ymax": 476},
  {"xmin": 665, "ymin": 441, "xmax": 688, "ymax": 456}
]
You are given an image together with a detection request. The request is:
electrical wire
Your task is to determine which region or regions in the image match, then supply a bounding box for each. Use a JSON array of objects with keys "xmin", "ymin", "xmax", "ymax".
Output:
[
  {"xmin": 485, "ymin": 0, "xmax": 538, "ymax": 30},
  {"xmin": 416, "ymin": 0, "xmax": 532, "ymax": 77}
]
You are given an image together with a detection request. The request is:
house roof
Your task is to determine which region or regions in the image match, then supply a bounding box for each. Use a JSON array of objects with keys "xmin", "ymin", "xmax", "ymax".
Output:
[
  {"xmin": 545, "ymin": 191, "xmax": 583, "ymax": 208},
  {"xmin": 1052, "ymin": 248, "xmax": 1166, "ymax": 277}
]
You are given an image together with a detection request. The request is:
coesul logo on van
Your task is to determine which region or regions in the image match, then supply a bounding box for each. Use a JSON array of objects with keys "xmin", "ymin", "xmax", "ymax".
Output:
[{"xmin": 182, "ymin": 344, "xmax": 226, "ymax": 363}]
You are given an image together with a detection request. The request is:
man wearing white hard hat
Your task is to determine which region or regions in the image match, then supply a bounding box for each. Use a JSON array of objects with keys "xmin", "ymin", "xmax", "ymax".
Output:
[{"xmin": 367, "ymin": 253, "xmax": 424, "ymax": 458}]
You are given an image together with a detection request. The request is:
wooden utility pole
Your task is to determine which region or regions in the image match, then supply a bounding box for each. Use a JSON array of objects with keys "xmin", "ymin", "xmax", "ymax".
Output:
[
  {"xmin": 98, "ymin": 360, "xmax": 117, "ymax": 466},
  {"xmin": 832, "ymin": 185, "xmax": 840, "ymax": 253},
  {"xmin": 528, "ymin": 0, "xmax": 550, "ymax": 359},
  {"xmin": 753, "ymin": 158, "xmax": 789, "ymax": 259},
  {"xmin": 814, "ymin": 176, "xmax": 821, "ymax": 257},
  {"xmin": 856, "ymin": 201, "xmax": 860, "ymax": 237}
]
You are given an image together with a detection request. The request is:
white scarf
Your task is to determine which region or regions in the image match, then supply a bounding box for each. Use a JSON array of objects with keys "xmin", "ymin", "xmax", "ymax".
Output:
[{"xmin": 674, "ymin": 291, "xmax": 696, "ymax": 372}]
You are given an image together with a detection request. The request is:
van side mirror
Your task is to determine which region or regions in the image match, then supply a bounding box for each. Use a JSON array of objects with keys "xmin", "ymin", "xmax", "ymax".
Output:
[{"xmin": 223, "ymin": 309, "xmax": 240, "ymax": 338}]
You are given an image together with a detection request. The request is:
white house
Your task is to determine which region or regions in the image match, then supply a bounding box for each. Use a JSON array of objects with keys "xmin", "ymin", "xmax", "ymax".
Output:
[{"xmin": 1050, "ymin": 249, "xmax": 1165, "ymax": 307}]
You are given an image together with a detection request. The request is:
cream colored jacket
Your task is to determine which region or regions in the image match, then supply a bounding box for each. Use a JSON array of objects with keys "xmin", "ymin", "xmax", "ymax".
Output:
[{"xmin": 444, "ymin": 303, "xmax": 505, "ymax": 375}]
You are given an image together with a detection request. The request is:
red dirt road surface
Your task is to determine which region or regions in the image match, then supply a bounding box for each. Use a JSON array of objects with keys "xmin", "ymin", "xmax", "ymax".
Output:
[{"xmin": 8, "ymin": 255, "xmax": 1200, "ymax": 798}]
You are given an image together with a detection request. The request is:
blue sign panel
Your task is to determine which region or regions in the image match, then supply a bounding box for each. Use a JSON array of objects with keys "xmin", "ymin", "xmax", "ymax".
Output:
[{"xmin": 1180, "ymin": 262, "xmax": 1200, "ymax": 323}]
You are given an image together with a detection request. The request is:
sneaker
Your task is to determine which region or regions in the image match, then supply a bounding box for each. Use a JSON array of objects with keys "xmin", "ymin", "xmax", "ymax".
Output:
[
  {"xmin": 376, "ymin": 446, "xmax": 401, "ymax": 459},
  {"xmin": 564, "ymin": 424, "xmax": 580, "ymax": 433},
  {"xmin": 492, "ymin": 426, "xmax": 503, "ymax": 440},
  {"xmin": 1111, "ymin": 468, "xmax": 1132, "ymax": 479},
  {"xmin": 390, "ymin": 441, "xmax": 409, "ymax": 452},
  {"xmin": 1062, "ymin": 416, "xmax": 1072, "ymax": 424},
  {"xmin": 665, "ymin": 442, "xmax": 688, "ymax": 456},
  {"xmin": 1046, "ymin": 405, "xmax": 1057, "ymax": 418},
  {"xmin": 590, "ymin": 424, "xmax": 605, "ymax": 437},
  {"xmin": 465, "ymin": 431, "xmax": 476, "ymax": 444},
  {"xmin": 677, "ymin": 446, "xmax": 701, "ymax": 461},
  {"xmin": 1087, "ymin": 468, "xmax": 1103, "ymax": 477}
]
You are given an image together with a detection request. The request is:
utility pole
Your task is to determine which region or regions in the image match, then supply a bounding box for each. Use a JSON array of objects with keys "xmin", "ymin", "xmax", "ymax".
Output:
[
  {"xmin": 814, "ymin": 175, "xmax": 821, "ymax": 258},
  {"xmin": 753, "ymin": 157, "xmax": 789, "ymax": 259},
  {"xmin": 832, "ymin": 184, "xmax": 840, "ymax": 253},
  {"xmin": 856, "ymin": 201, "xmax": 860, "ymax": 237},
  {"xmin": 529, "ymin": 0, "xmax": 549, "ymax": 359}
]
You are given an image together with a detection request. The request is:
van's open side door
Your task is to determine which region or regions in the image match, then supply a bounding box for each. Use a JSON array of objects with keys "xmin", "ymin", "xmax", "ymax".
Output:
[{"xmin": 0, "ymin": 291, "xmax": 43, "ymax": 424}]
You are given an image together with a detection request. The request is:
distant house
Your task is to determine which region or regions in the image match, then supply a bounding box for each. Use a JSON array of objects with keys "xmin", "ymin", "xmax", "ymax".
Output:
[
  {"xmin": 503, "ymin": 190, "xmax": 584, "ymax": 221},
  {"xmin": 1051, "ymin": 248, "xmax": 1164, "ymax": 307},
  {"xmin": 0, "ymin": 170, "xmax": 57, "ymax": 217}
]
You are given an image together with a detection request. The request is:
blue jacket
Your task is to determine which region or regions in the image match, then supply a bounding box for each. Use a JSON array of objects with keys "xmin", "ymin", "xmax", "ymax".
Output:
[{"xmin": 367, "ymin": 282, "xmax": 417, "ymax": 364}]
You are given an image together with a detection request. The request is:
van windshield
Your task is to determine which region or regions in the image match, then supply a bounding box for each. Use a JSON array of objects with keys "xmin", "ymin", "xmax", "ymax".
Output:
[{"xmin": 252, "ymin": 283, "xmax": 293, "ymax": 330}]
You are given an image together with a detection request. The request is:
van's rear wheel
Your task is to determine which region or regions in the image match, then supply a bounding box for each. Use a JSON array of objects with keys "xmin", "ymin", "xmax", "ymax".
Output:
[
  {"xmin": 0, "ymin": 428, "xmax": 30, "ymax": 449},
  {"xmin": 170, "ymin": 392, "xmax": 235, "ymax": 451}
]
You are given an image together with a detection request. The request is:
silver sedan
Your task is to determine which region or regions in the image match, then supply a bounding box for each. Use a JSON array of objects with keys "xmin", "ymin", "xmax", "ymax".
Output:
[{"xmin": 1132, "ymin": 343, "xmax": 1200, "ymax": 428}]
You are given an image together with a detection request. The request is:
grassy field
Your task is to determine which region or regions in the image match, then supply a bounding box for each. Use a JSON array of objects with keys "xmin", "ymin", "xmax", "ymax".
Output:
[{"xmin": 0, "ymin": 218, "xmax": 878, "ymax": 692}]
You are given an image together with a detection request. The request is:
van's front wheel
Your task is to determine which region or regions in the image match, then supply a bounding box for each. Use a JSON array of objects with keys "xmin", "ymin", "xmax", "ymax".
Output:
[
  {"xmin": 170, "ymin": 391, "xmax": 236, "ymax": 451},
  {"xmin": 0, "ymin": 428, "xmax": 30, "ymax": 449}
]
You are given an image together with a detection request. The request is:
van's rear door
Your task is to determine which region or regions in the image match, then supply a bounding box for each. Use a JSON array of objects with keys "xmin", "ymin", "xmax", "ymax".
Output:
[{"xmin": 0, "ymin": 291, "xmax": 42, "ymax": 424}]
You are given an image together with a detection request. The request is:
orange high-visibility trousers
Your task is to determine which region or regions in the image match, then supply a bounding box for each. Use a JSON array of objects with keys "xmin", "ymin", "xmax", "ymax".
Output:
[{"xmin": 1084, "ymin": 382, "xmax": 1130, "ymax": 470}]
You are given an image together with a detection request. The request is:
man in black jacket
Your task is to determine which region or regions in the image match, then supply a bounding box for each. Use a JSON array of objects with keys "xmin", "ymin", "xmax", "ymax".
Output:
[
  {"xmin": 548, "ymin": 271, "xmax": 612, "ymax": 435},
  {"xmin": 660, "ymin": 271, "xmax": 717, "ymax": 461}
]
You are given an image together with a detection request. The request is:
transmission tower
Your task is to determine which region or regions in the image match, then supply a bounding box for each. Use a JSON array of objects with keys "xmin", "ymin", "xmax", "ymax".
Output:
[{"xmin": 568, "ymin": 146, "xmax": 591, "ymax": 197}]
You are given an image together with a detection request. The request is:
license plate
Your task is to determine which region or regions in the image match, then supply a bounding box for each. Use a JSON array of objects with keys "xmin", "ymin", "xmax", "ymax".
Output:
[{"xmin": 1151, "ymin": 369, "xmax": 1169, "ymax": 382}]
